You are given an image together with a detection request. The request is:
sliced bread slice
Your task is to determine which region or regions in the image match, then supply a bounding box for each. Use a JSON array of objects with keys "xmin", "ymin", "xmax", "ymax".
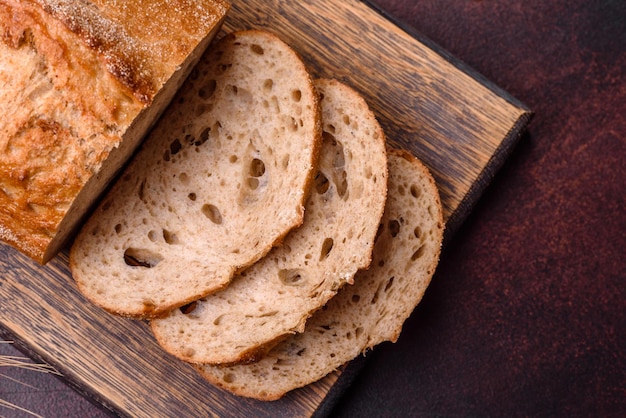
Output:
[
  {"xmin": 196, "ymin": 148, "xmax": 444, "ymax": 400},
  {"xmin": 69, "ymin": 30, "xmax": 322, "ymax": 319},
  {"xmin": 150, "ymin": 78, "xmax": 388, "ymax": 364}
]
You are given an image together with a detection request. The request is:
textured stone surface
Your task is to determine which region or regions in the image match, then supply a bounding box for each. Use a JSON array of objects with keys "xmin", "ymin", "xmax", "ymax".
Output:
[{"xmin": 334, "ymin": 0, "xmax": 626, "ymax": 417}]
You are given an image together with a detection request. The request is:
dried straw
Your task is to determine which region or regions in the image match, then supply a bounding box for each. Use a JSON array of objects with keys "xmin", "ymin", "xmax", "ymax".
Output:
[{"xmin": 0, "ymin": 340, "xmax": 61, "ymax": 417}]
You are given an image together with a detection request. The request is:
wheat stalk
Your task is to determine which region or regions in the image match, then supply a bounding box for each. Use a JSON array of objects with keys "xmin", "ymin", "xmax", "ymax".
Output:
[
  {"xmin": 0, "ymin": 398, "xmax": 45, "ymax": 418},
  {"xmin": 0, "ymin": 340, "xmax": 61, "ymax": 418}
]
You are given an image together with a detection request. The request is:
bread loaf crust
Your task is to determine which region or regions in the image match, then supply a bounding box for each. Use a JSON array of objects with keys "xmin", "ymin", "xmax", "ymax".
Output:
[{"xmin": 0, "ymin": 0, "xmax": 229, "ymax": 262}]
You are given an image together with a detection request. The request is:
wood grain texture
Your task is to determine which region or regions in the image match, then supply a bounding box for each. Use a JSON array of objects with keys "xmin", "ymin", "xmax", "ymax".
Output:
[{"xmin": 0, "ymin": 1, "xmax": 530, "ymax": 417}]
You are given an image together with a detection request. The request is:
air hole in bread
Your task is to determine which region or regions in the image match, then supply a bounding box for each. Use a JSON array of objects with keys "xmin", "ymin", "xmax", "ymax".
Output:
[
  {"xmin": 250, "ymin": 43, "xmax": 264, "ymax": 55},
  {"xmin": 279, "ymin": 269, "xmax": 305, "ymax": 286},
  {"xmin": 180, "ymin": 301, "xmax": 197, "ymax": 315},
  {"xmin": 355, "ymin": 327, "xmax": 364, "ymax": 339},
  {"xmin": 384, "ymin": 276, "xmax": 395, "ymax": 292},
  {"xmin": 201, "ymin": 204, "xmax": 222, "ymax": 224},
  {"xmin": 163, "ymin": 150, "xmax": 171, "ymax": 162},
  {"xmin": 410, "ymin": 184, "xmax": 421, "ymax": 198},
  {"xmin": 284, "ymin": 115, "xmax": 298, "ymax": 132},
  {"xmin": 196, "ymin": 127, "xmax": 210, "ymax": 146},
  {"xmin": 123, "ymin": 248, "xmax": 162, "ymax": 268},
  {"xmin": 249, "ymin": 158, "xmax": 265, "ymax": 177},
  {"xmin": 322, "ymin": 133, "xmax": 349, "ymax": 198},
  {"xmin": 188, "ymin": 192, "xmax": 196, "ymax": 201},
  {"xmin": 342, "ymin": 114, "xmax": 350, "ymax": 125},
  {"xmin": 170, "ymin": 138, "xmax": 182, "ymax": 156},
  {"xmin": 314, "ymin": 172, "xmax": 329, "ymax": 194},
  {"xmin": 388, "ymin": 220, "xmax": 400, "ymax": 237},
  {"xmin": 223, "ymin": 373, "xmax": 235, "ymax": 384},
  {"xmin": 213, "ymin": 314, "xmax": 225, "ymax": 325},
  {"xmin": 229, "ymin": 155, "xmax": 238, "ymax": 163},
  {"xmin": 148, "ymin": 230, "xmax": 158, "ymax": 242},
  {"xmin": 292, "ymin": 89, "xmax": 302, "ymax": 102},
  {"xmin": 162, "ymin": 229, "xmax": 179, "ymax": 245},
  {"xmin": 178, "ymin": 172, "xmax": 190, "ymax": 185},
  {"xmin": 114, "ymin": 224, "xmax": 122, "ymax": 234},
  {"xmin": 351, "ymin": 294, "xmax": 360, "ymax": 304},
  {"xmin": 247, "ymin": 178, "xmax": 259, "ymax": 190},
  {"xmin": 371, "ymin": 287, "xmax": 380, "ymax": 304},
  {"xmin": 217, "ymin": 63, "xmax": 231, "ymax": 74},
  {"xmin": 414, "ymin": 226, "xmax": 422, "ymax": 239},
  {"xmin": 259, "ymin": 310, "xmax": 279, "ymax": 318},
  {"xmin": 411, "ymin": 245, "xmax": 425, "ymax": 261},
  {"xmin": 337, "ymin": 174, "xmax": 348, "ymax": 198},
  {"xmin": 263, "ymin": 79, "xmax": 273, "ymax": 91},
  {"xmin": 198, "ymin": 79, "xmax": 216, "ymax": 99},
  {"xmin": 331, "ymin": 144, "xmax": 345, "ymax": 168},
  {"xmin": 320, "ymin": 237, "xmax": 334, "ymax": 260}
]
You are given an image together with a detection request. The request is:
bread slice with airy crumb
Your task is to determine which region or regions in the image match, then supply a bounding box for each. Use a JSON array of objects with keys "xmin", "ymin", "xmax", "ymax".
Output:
[
  {"xmin": 69, "ymin": 30, "xmax": 322, "ymax": 319},
  {"xmin": 196, "ymin": 148, "xmax": 444, "ymax": 400},
  {"xmin": 151, "ymin": 78, "xmax": 388, "ymax": 364}
]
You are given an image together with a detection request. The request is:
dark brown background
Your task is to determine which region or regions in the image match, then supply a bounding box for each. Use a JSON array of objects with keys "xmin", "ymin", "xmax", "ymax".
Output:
[{"xmin": 1, "ymin": 0, "xmax": 624, "ymax": 417}]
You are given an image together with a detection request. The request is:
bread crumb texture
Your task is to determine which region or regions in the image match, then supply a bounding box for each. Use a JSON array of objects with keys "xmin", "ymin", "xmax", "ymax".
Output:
[
  {"xmin": 70, "ymin": 30, "xmax": 321, "ymax": 319},
  {"xmin": 151, "ymin": 79, "xmax": 388, "ymax": 365},
  {"xmin": 196, "ymin": 149, "xmax": 443, "ymax": 400}
]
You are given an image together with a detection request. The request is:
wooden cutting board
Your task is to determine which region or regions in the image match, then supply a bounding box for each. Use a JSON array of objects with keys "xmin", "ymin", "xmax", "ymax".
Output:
[{"xmin": 0, "ymin": 1, "xmax": 532, "ymax": 417}]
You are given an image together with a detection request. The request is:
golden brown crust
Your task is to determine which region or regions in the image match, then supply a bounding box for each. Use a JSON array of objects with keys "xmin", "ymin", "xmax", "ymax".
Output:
[
  {"xmin": 0, "ymin": 0, "xmax": 229, "ymax": 263},
  {"xmin": 0, "ymin": 0, "xmax": 140, "ymax": 261},
  {"xmin": 35, "ymin": 0, "xmax": 230, "ymax": 104}
]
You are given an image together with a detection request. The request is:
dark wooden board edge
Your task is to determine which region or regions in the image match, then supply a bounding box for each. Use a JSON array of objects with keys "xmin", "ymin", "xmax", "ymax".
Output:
[
  {"xmin": 362, "ymin": 1, "xmax": 531, "ymax": 113},
  {"xmin": 0, "ymin": 1, "xmax": 534, "ymax": 416},
  {"xmin": 360, "ymin": 0, "xmax": 534, "ymax": 241},
  {"xmin": 312, "ymin": 5, "xmax": 534, "ymax": 414},
  {"xmin": 0, "ymin": 327, "xmax": 117, "ymax": 417},
  {"xmin": 313, "ymin": 112, "xmax": 532, "ymax": 418}
]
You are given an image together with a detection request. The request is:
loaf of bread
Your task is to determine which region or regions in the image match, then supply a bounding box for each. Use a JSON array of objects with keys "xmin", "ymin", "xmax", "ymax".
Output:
[
  {"xmin": 69, "ymin": 30, "xmax": 322, "ymax": 319},
  {"xmin": 150, "ymin": 78, "xmax": 388, "ymax": 365},
  {"xmin": 196, "ymin": 148, "xmax": 444, "ymax": 400},
  {"xmin": 0, "ymin": 0, "xmax": 229, "ymax": 263}
]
